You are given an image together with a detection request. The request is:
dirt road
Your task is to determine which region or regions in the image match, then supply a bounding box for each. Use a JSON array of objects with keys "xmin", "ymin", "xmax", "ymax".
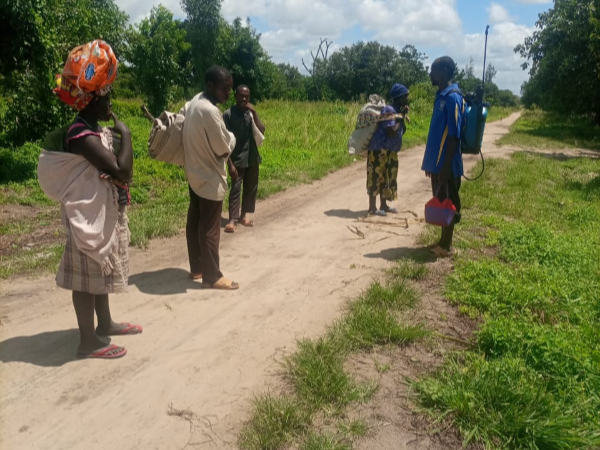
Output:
[{"xmin": 0, "ymin": 113, "xmax": 521, "ymax": 450}]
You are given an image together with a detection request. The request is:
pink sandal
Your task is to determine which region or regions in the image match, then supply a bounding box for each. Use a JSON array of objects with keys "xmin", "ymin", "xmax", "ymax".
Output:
[{"xmin": 77, "ymin": 344, "xmax": 127, "ymax": 359}]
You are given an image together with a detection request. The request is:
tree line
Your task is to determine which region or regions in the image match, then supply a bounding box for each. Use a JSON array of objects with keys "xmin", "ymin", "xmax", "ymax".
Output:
[
  {"xmin": 2, "ymin": 0, "xmax": 520, "ymax": 147},
  {"xmin": 517, "ymin": 0, "xmax": 600, "ymax": 122}
]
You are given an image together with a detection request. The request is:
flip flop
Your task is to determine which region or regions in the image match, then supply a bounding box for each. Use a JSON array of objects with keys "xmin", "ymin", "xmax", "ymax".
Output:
[
  {"xmin": 384, "ymin": 207, "xmax": 398, "ymax": 214},
  {"xmin": 224, "ymin": 223, "xmax": 237, "ymax": 233},
  {"xmin": 77, "ymin": 344, "xmax": 127, "ymax": 359},
  {"xmin": 97, "ymin": 323, "xmax": 143, "ymax": 336},
  {"xmin": 201, "ymin": 277, "xmax": 240, "ymax": 290},
  {"xmin": 368, "ymin": 209, "xmax": 387, "ymax": 217},
  {"xmin": 190, "ymin": 272, "xmax": 203, "ymax": 280}
]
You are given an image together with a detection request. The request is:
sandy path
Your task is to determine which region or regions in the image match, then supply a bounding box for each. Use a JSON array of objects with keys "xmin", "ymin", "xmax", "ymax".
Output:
[{"xmin": 0, "ymin": 113, "xmax": 521, "ymax": 450}]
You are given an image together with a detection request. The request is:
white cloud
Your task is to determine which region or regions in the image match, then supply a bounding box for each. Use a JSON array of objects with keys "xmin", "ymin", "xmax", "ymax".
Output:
[
  {"xmin": 453, "ymin": 22, "xmax": 534, "ymax": 94},
  {"xmin": 117, "ymin": 0, "xmax": 184, "ymax": 23},
  {"xmin": 488, "ymin": 3, "xmax": 515, "ymax": 25}
]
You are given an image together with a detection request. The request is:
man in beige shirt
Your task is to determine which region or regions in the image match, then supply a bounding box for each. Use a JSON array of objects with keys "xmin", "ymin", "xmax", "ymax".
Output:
[{"xmin": 183, "ymin": 66, "xmax": 239, "ymax": 290}]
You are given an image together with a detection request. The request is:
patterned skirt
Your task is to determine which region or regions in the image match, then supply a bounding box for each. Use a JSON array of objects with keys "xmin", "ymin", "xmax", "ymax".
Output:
[
  {"xmin": 56, "ymin": 207, "xmax": 130, "ymax": 294},
  {"xmin": 366, "ymin": 149, "xmax": 399, "ymax": 200}
]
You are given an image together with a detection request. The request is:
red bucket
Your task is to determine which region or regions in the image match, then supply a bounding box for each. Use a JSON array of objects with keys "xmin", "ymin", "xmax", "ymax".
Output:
[{"xmin": 425, "ymin": 197, "xmax": 456, "ymax": 227}]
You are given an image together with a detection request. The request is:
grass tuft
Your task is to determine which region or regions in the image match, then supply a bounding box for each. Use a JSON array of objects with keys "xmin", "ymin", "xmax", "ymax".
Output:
[
  {"xmin": 300, "ymin": 432, "xmax": 351, "ymax": 450},
  {"xmin": 238, "ymin": 393, "xmax": 310, "ymax": 450},
  {"xmin": 389, "ymin": 258, "xmax": 429, "ymax": 281}
]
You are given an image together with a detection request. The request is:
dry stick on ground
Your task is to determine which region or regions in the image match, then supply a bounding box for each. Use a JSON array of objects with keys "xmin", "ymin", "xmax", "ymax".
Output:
[
  {"xmin": 434, "ymin": 333, "xmax": 472, "ymax": 346},
  {"xmin": 167, "ymin": 403, "xmax": 201, "ymax": 450},
  {"xmin": 347, "ymin": 225, "xmax": 366, "ymax": 239},
  {"xmin": 358, "ymin": 218, "xmax": 414, "ymax": 228}
]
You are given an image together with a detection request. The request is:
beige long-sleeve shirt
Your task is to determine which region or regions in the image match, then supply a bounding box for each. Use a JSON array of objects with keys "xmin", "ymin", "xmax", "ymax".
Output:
[{"xmin": 182, "ymin": 93, "xmax": 236, "ymax": 201}]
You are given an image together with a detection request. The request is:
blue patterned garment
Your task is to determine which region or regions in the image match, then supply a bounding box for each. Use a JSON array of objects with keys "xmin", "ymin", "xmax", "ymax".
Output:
[{"xmin": 368, "ymin": 105, "xmax": 404, "ymax": 152}]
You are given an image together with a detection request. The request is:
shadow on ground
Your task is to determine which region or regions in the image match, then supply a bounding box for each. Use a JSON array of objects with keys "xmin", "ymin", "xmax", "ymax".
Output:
[
  {"xmin": 129, "ymin": 268, "xmax": 203, "ymax": 295},
  {"xmin": 363, "ymin": 246, "xmax": 437, "ymax": 263},
  {"xmin": 0, "ymin": 329, "xmax": 80, "ymax": 367},
  {"xmin": 324, "ymin": 209, "xmax": 368, "ymax": 219}
]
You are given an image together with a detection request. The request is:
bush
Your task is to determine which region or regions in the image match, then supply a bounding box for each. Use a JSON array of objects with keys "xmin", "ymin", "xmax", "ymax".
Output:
[{"xmin": 0, "ymin": 143, "xmax": 42, "ymax": 184}]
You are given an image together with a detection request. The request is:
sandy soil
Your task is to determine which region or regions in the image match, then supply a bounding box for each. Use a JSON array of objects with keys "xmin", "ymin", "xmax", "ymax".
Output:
[{"xmin": 0, "ymin": 112, "xmax": 522, "ymax": 450}]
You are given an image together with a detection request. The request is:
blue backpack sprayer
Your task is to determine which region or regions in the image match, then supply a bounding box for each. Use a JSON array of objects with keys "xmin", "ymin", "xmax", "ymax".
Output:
[{"xmin": 452, "ymin": 26, "xmax": 491, "ymax": 180}]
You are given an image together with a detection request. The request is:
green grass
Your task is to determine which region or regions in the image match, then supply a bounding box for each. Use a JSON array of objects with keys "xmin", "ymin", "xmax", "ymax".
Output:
[
  {"xmin": 486, "ymin": 106, "xmax": 521, "ymax": 123},
  {"xmin": 238, "ymin": 394, "xmax": 311, "ymax": 450},
  {"xmin": 497, "ymin": 109, "xmax": 600, "ymax": 151},
  {"xmin": 0, "ymin": 244, "xmax": 64, "ymax": 279},
  {"xmin": 239, "ymin": 259, "xmax": 429, "ymax": 449},
  {"xmin": 415, "ymin": 152, "xmax": 600, "ymax": 449},
  {"xmin": 300, "ymin": 433, "xmax": 352, "ymax": 450}
]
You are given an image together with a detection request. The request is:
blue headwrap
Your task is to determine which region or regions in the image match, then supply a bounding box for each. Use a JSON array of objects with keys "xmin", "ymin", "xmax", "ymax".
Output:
[{"xmin": 390, "ymin": 83, "xmax": 409, "ymax": 99}]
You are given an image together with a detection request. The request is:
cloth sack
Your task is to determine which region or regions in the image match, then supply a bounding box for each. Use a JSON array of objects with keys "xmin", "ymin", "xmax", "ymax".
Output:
[
  {"xmin": 37, "ymin": 150, "xmax": 120, "ymax": 275},
  {"xmin": 347, "ymin": 94, "xmax": 404, "ymax": 157}
]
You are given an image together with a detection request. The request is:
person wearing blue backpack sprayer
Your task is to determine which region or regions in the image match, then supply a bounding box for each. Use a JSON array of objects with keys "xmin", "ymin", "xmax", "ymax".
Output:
[{"xmin": 422, "ymin": 56, "xmax": 465, "ymax": 258}]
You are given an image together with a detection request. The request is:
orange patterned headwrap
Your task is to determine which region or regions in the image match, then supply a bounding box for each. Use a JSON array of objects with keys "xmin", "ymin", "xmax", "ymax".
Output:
[{"xmin": 53, "ymin": 40, "xmax": 118, "ymax": 111}]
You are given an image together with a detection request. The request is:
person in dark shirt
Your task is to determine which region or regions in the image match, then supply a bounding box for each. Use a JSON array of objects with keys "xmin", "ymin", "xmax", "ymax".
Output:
[{"xmin": 223, "ymin": 85, "xmax": 266, "ymax": 233}]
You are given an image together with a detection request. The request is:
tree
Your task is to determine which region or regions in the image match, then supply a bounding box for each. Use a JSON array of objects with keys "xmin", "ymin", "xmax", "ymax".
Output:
[
  {"xmin": 180, "ymin": 0, "xmax": 222, "ymax": 87},
  {"xmin": 217, "ymin": 18, "xmax": 273, "ymax": 100},
  {"xmin": 323, "ymin": 41, "xmax": 429, "ymax": 101},
  {"xmin": 484, "ymin": 63, "xmax": 497, "ymax": 84},
  {"xmin": 270, "ymin": 63, "xmax": 307, "ymax": 100},
  {"xmin": 516, "ymin": 0, "xmax": 600, "ymax": 121},
  {"xmin": 302, "ymin": 38, "xmax": 333, "ymax": 100},
  {"xmin": 464, "ymin": 57, "xmax": 476, "ymax": 79},
  {"xmin": 0, "ymin": 0, "xmax": 128, "ymax": 145},
  {"xmin": 126, "ymin": 6, "xmax": 191, "ymax": 116}
]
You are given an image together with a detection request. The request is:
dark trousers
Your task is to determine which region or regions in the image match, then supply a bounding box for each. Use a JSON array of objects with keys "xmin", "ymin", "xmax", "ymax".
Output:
[
  {"xmin": 228, "ymin": 164, "xmax": 259, "ymax": 221},
  {"xmin": 431, "ymin": 174, "xmax": 462, "ymax": 224},
  {"xmin": 186, "ymin": 186, "xmax": 224, "ymax": 284}
]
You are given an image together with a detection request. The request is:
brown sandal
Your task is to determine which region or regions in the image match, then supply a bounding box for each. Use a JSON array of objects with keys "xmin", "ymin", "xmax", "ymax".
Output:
[
  {"xmin": 190, "ymin": 272, "xmax": 202, "ymax": 280},
  {"xmin": 224, "ymin": 223, "xmax": 237, "ymax": 233},
  {"xmin": 202, "ymin": 277, "xmax": 240, "ymax": 290}
]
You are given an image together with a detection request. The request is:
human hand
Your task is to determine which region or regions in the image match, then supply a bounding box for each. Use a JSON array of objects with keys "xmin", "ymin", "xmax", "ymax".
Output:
[
  {"xmin": 228, "ymin": 161, "xmax": 238, "ymax": 180},
  {"xmin": 110, "ymin": 112, "xmax": 131, "ymax": 136},
  {"xmin": 246, "ymin": 103, "xmax": 256, "ymax": 114}
]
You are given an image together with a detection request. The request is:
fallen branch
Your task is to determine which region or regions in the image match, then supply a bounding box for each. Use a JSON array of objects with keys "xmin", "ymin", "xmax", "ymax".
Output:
[
  {"xmin": 347, "ymin": 225, "xmax": 366, "ymax": 239},
  {"xmin": 141, "ymin": 104, "xmax": 155, "ymax": 122},
  {"xmin": 434, "ymin": 333, "xmax": 472, "ymax": 346}
]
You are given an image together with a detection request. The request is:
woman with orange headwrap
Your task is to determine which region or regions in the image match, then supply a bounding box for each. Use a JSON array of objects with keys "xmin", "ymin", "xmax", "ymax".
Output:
[{"xmin": 38, "ymin": 40, "xmax": 141, "ymax": 359}]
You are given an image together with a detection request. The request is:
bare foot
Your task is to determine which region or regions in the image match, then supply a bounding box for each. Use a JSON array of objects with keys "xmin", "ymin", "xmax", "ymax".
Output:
[
  {"xmin": 239, "ymin": 217, "xmax": 254, "ymax": 227},
  {"xmin": 224, "ymin": 222, "xmax": 237, "ymax": 233}
]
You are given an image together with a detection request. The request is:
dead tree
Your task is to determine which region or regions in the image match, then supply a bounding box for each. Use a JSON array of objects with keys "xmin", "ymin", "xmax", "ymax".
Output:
[{"xmin": 302, "ymin": 38, "xmax": 332, "ymax": 100}]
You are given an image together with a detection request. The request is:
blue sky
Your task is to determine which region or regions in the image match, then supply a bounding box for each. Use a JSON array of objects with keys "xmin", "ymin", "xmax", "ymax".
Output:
[{"xmin": 117, "ymin": 0, "xmax": 554, "ymax": 94}]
